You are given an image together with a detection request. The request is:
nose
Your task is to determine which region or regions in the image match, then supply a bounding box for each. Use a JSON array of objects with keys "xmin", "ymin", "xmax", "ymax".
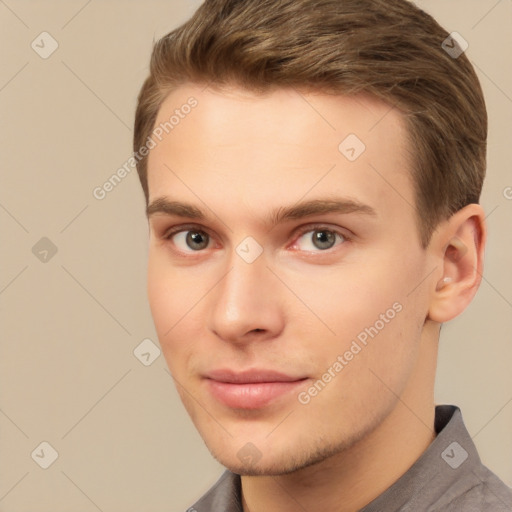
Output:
[{"xmin": 207, "ymin": 250, "xmax": 285, "ymax": 345}]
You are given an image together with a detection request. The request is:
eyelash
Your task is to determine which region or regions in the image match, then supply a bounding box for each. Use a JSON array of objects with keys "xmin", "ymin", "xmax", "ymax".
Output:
[
  {"xmin": 291, "ymin": 224, "xmax": 351, "ymax": 250},
  {"xmin": 162, "ymin": 223, "xmax": 351, "ymax": 254},
  {"xmin": 163, "ymin": 224, "xmax": 212, "ymax": 243}
]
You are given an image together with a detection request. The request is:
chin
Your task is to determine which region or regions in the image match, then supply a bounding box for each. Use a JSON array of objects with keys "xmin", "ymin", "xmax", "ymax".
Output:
[
  {"xmin": 213, "ymin": 455, "xmax": 307, "ymax": 477},
  {"xmin": 206, "ymin": 435, "xmax": 355, "ymax": 477}
]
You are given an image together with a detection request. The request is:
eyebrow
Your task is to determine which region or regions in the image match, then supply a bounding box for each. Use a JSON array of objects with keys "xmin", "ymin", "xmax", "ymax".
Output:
[{"xmin": 146, "ymin": 196, "xmax": 377, "ymax": 226}]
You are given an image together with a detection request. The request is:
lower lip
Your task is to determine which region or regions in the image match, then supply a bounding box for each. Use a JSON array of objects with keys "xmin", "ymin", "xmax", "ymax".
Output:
[{"xmin": 206, "ymin": 379, "xmax": 307, "ymax": 409}]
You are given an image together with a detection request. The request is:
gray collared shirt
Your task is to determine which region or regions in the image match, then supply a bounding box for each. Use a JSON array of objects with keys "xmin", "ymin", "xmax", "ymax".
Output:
[{"xmin": 187, "ymin": 405, "xmax": 512, "ymax": 511}]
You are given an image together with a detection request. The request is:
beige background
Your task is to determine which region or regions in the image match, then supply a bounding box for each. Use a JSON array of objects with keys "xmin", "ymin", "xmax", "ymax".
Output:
[{"xmin": 0, "ymin": 0, "xmax": 511, "ymax": 510}]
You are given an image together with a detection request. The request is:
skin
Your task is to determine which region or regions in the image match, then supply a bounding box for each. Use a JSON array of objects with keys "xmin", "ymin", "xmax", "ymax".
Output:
[{"xmin": 145, "ymin": 83, "xmax": 485, "ymax": 512}]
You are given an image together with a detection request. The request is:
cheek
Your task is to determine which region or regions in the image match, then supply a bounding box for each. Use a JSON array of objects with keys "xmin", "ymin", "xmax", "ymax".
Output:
[
  {"xmin": 284, "ymin": 264, "xmax": 406, "ymax": 352},
  {"xmin": 147, "ymin": 248, "xmax": 205, "ymax": 327},
  {"xmin": 293, "ymin": 285, "xmax": 424, "ymax": 439},
  {"xmin": 147, "ymin": 254, "xmax": 176, "ymax": 334},
  {"xmin": 335, "ymin": 247, "xmax": 426, "ymax": 327},
  {"xmin": 328, "ymin": 254, "xmax": 426, "ymax": 390},
  {"xmin": 147, "ymin": 251, "xmax": 201, "ymax": 373},
  {"xmin": 294, "ymin": 246, "xmax": 428, "ymax": 376}
]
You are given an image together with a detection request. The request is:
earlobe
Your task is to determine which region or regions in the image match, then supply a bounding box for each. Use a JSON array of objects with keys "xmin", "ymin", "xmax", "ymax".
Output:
[{"xmin": 427, "ymin": 204, "xmax": 486, "ymax": 324}]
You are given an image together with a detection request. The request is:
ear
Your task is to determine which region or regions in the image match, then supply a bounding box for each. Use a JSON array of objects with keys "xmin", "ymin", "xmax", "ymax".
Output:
[{"xmin": 427, "ymin": 204, "xmax": 486, "ymax": 323}]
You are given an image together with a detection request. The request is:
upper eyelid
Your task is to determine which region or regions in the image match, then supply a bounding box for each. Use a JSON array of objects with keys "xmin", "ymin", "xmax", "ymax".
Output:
[
  {"xmin": 163, "ymin": 223, "xmax": 212, "ymax": 238},
  {"xmin": 162, "ymin": 222, "xmax": 349, "ymax": 238},
  {"xmin": 293, "ymin": 223, "xmax": 350, "ymax": 238}
]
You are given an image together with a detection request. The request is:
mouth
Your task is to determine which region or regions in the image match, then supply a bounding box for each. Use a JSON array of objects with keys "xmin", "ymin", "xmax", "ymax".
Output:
[{"xmin": 203, "ymin": 369, "xmax": 309, "ymax": 410}]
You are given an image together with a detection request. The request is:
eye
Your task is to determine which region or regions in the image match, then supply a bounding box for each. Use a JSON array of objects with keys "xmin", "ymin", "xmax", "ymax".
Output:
[
  {"xmin": 294, "ymin": 227, "xmax": 347, "ymax": 251},
  {"xmin": 167, "ymin": 229, "xmax": 212, "ymax": 252}
]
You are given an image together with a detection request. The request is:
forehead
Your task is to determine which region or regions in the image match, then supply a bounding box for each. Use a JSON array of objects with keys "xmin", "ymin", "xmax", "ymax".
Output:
[{"xmin": 147, "ymin": 83, "xmax": 414, "ymax": 227}]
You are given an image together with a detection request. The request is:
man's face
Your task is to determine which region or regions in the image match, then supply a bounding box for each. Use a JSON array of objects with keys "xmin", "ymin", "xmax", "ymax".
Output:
[{"xmin": 146, "ymin": 84, "xmax": 434, "ymax": 475}]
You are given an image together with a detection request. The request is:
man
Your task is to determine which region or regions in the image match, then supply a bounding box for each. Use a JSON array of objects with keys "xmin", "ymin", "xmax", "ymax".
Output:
[{"xmin": 133, "ymin": 0, "xmax": 512, "ymax": 510}]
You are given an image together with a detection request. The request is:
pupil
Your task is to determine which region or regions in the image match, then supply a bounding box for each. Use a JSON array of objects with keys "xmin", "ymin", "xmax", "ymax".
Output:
[
  {"xmin": 313, "ymin": 230, "xmax": 335, "ymax": 249},
  {"xmin": 187, "ymin": 231, "xmax": 208, "ymax": 250}
]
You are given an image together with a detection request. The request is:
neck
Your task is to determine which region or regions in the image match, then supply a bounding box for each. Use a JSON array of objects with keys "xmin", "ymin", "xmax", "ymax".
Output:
[{"xmin": 241, "ymin": 326, "xmax": 439, "ymax": 512}]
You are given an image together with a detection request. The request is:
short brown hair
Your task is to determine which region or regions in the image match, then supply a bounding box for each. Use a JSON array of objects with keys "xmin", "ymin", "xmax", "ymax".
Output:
[{"xmin": 134, "ymin": 0, "xmax": 487, "ymax": 247}]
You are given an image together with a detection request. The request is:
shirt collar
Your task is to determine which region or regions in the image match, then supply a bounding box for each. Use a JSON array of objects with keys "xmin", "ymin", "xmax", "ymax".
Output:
[{"xmin": 360, "ymin": 405, "xmax": 480, "ymax": 511}]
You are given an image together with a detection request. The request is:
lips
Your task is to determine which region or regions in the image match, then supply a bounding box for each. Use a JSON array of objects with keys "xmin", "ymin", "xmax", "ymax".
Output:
[{"xmin": 204, "ymin": 369, "xmax": 308, "ymax": 409}]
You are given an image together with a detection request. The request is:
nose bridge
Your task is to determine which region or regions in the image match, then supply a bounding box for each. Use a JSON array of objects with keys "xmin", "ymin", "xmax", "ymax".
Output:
[
  {"xmin": 217, "ymin": 248, "xmax": 269, "ymax": 312},
  {"xmin": 208, "ymin": 244, "xmax": 284, "ymax": 341}
]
